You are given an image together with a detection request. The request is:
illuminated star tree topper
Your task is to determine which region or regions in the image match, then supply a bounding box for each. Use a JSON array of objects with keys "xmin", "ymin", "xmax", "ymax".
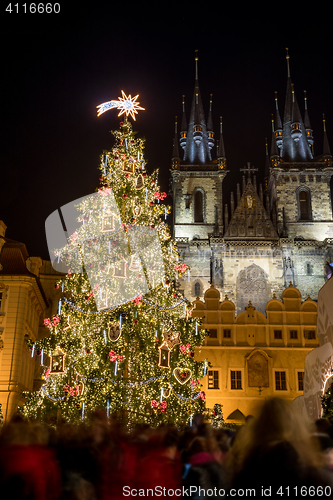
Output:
[{"xmin": 97, "ymin": 90, "xmax": 145, "ymax": 120}]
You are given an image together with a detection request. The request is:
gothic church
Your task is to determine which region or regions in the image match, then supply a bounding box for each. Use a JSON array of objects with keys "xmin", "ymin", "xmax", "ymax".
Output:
[{"xmin": 171, "ymin": 52, "xmax": 333, "ymax": 314}]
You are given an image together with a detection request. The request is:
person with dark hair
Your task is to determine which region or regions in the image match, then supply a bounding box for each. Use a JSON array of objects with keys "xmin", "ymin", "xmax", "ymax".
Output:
[
  {"xmin": 226, "ymin": 398, "xmax": 332, "ymax": 497},
  {"xmin": 183, "ymin": 433, "xmax": 228, "ymax": 499}
]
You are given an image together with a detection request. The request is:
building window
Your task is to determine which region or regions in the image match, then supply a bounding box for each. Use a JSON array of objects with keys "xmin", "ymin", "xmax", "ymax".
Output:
[
  {"xmin": 223, "ymin": 329, "xmax": 231, "ymax": 338},
  {"xmin": 304, "ymin": 330, "xmax": 316, "ymax": 340},
  {"xmin": 231, "ymin": 370, "xmax": 242, "ymax": 390},
  {"xmin": 275, "ymin": 371, "xmax": 287, "ymax": 391},
  {"xmin": 298, "ymin": 188, "xmax": 312, "ymax": 221},
  {"xmin": 0, "ymin": 292, "xmax": 2, "ymax": 311},
  {"xmin": 297, "ymin": 371, "xmax": 304, "ymax": 391},
  {"xmin": 208, "ymin": 329, "xmax": 217, "ymax": 338},
  {"xmin": 306, "ymin": 263, "xmax": 311, "ymax": 275},
  {"xmin": 290, "ymin": 330, "xmax": 298, "ymax": 339},
  {"xmin": 274, "ymin": 330, "xmax": 282, "ymax": 340},
  {"xmin": 194, "ymin": 190, "xmax": 204, "ymax": 223},
  {"xmin": 194, "ymin": 282, "xmax": 201, "ymax": 297},
  {"xmin": 208, "ymin": 370, "xmax": 219, "ymax": 389}
]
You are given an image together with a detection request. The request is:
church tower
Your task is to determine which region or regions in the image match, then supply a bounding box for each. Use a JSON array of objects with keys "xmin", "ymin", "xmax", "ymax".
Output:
[
  {"xmin": 170, "ymin": 51, "xmax": 227, "ymax": 241},
  {"xmin": 268, "ymin": 49, "xmax": 333, "ymax": 241},
  {"xmin": 172, "ymin": 50, "xmax": 333, "ymax": 308}
]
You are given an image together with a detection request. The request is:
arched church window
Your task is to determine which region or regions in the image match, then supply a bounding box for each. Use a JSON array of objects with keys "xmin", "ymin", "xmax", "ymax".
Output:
[
  {"xmin": 194, "ymin": 282, "xmax": 201, "ymax": 297},
  {"xmin": 298, "ymin": 188, "xmax": 312, "ymax": 221},
  {"xmin": 194, "ymin": 190, "xmax": 204, "ymax": 223}
]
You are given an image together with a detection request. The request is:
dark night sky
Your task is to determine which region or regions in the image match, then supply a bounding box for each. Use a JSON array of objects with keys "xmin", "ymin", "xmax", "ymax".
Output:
[{"xmin": 1, "ymin": 4, "xmax": 333, "ymax": 260}]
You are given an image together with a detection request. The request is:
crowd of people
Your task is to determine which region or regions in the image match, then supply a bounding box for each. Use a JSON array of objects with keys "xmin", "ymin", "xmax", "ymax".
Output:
[{"xmin": 0, "ymin": 398, "xmax": 333, "ymax": 499}]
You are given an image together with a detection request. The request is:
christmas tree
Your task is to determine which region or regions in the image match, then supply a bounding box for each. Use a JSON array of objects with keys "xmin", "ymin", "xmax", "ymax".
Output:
[
  {"xmin": 210, "ymin": 403, "xmax": 225, "ymax": 428},
  {"xmin": 21, "ymin": 94, "xmax": 207, "ymax": 427}
]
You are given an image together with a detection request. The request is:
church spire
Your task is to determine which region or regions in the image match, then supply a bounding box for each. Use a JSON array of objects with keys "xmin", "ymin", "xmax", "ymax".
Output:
[
  {"xmin": 281, "ymin": 49, "xmax": 313, "ymax": 162},
  {"xmin": 183, "ymin": 50, "xmax": 212, "ymax": 164}
]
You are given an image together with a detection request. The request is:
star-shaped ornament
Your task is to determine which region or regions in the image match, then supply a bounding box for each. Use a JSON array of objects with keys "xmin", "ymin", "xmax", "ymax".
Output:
[{"xmin": 163, "ymin": 329, "xmax": 181, "ymax": 349}]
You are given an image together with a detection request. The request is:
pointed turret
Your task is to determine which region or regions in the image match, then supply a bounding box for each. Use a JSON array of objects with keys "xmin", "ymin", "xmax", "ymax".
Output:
[
  {"xmin": 281, "ymin": 48, "xmax": 313, "ymax": 162},
  {"xmin": 183, "ymin": 50, "xmax": 212, "ymax": 164},
  {"xmin": 264, "ymin": 137, "xmax": 270, "ymax": 189},
  {"xmin": 323, "ymin": 114, "xmax": 332, "ymax": 158},
  {"xmin": 217, "ymin": 116, "xmax": 226, "ymax": 169},
  {"xmin": 270, "ymin": 115, "xmax": 280, "ymax": 167},
  {"xmin": 180, "ymin": 95, "xmax": 187, "ymax": 153},
  {"xmin": 274, "ymin": 91, "xmax": 283, "ymax": 149},
  {"xmin": 303, "ymin": 90, "xmax": 314, "ymax": 153},
  {"xmin": 171, "ymin": 116, "xmax": 180, "ymax": 169},
  {"xmin": 207, "ymin": 94, "xmax": 214, "ymax": 150}
]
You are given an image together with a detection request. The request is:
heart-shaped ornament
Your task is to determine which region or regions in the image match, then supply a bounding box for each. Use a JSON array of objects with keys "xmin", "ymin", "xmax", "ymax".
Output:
[{"xmin": 173, "ymin": 367, "xmax": 192, "ymax": 385}]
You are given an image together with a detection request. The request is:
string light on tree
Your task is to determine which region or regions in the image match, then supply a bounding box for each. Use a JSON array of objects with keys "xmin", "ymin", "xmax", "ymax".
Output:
[{"xmin": 20, "ymin": 93, "xmax": 206, "ymax": 427}]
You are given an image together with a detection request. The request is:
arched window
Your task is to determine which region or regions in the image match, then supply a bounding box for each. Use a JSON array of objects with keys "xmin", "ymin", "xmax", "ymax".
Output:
[
  {"xmin": 194, "ymin": 282, "xmax": 201, "ymax": 297},
  {"xmin": 194, "ymin": 190, "xmax": 204, "ymax": 222},
  {"xmin": 298, "ymin": 188, "xmax": 312, "ymax": 220}
]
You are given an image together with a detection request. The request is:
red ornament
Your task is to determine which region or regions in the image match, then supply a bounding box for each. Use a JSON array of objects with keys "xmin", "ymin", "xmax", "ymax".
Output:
[
  {"xmin": 149, "ymin": 201, "xmax": 154, "ymax": 206},
  {"xmin": 133, "ymin": 319, "xmax": 138, "ymax": 325},
  {"xmin": 86, "ymin": 349, "xmax": 91, "ymax": 354},
  {"xmin": 120, "ymin": 122, "xmax": 123, "ymax": 127},
  {"xmin": 121, "ymin": 313, "xmax": 127, "ymax": 318},
  {"xmin": 151, "ymin": 224, "xmax": 155, "ymax": 229},
  {"xmin": 122, "ymin": 194, "xmax": 127, "ymax": 199},
  {"xmin": 54, "ymin": 284, "xmax": 59, "ymax": 289}
]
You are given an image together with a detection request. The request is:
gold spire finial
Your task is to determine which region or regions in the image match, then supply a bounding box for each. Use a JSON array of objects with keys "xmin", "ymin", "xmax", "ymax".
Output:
[
  {"xmin": 323, "ymin": 113, "xmax": 327, "ymax": 132},
  {"xmin": 195, "ymin": 49, "xmax": 199, "ymax": 61},
  {"xmin": 195, "ymin": 50, "xmax": 199, "ymax": 80}
]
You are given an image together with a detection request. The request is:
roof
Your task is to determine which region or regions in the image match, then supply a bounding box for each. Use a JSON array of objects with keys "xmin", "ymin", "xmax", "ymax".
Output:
[{"xmin": 0, "ymin": 237, "xmax": 48, "ymax": 305}]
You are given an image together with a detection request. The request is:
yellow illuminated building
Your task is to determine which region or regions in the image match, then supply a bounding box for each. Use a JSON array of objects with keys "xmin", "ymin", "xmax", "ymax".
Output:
[
  {"xmin": 192, "ymin": 283, "xmax": 318, "ymax": 422},
  {"xmin": 0, "ymin": 221, "xmax": 63, "ymax": 420}
]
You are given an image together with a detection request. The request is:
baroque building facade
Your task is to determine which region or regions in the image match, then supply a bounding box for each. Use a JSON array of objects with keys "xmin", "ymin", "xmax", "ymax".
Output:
[
  {"xmin": 171, "ymin": 53, "xmax": 333, "ymax": 314},
  {"xmin": 192, "ymin": 283, "xmax": 318, "ymax": 421},
  {"xmin": 0, "ymin": 221, "xmax": 63, "ymax": 420}
]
